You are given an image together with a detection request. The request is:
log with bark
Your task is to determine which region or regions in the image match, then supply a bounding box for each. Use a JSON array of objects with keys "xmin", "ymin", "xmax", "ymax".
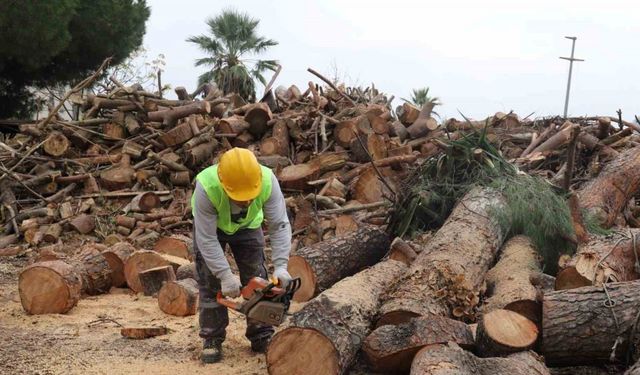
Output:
[
  {"xmin": 555, "ymin": 229, "xmax": 640, "ymax": 290},
  {"xmin": 362, "ymin": 315, "xmax": 474, "ymax": 373},
  {"xmin": 578, "ymin": 147, "xmax": 640, "ymax": 228},
  {"xmin": 139, "ymin": 265, "xmax": 176, "ymax": 296},
  {"xmin": 480, "ymin": 235, "xmax": 542, "ymax": 323},
  {"xmin": 378, "ymin": 187, "xmax": 507, "ymax": 326},
  {"xmin": 410, "ymin": 343, "xmax": 550, "ymax": 375},
  {"xmin": 101, "ymin": 242, "xmax": 136, "ymax": 287},
  {"xmin": 287, "ymin": 224, "xmax": 390, "ymax": 302},
  {"xmin": 153, "ymin": 235, "xmax": 193, "ymax": 260},
  {"xmin": 123, "ymin": 250, "xmax": 171, "ymax": 293},
  {"xmin": 158, "ymin": 278, "xmax": 198, "ymax": 316},
  {"xmin": 267, "ymin": 259, "xmax": 407, "ymax": 375},
  {"xmin": 18, "ymin": 260, "xmax": 82, "ymax": 314},
  {"xmin": 543, "ymin": 280, "xmax": 640, "ymax": 366}
]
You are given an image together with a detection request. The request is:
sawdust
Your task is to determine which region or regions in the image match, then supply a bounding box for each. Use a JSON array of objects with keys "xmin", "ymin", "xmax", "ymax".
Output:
[{"xmin": 0, "ymin": 256, "xmax": 269, "ymax": 375}]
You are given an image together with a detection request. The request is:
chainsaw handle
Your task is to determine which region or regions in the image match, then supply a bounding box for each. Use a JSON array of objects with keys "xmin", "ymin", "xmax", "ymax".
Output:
[{"xmin": 216, "ymin": 291, "xmax": 241, "ymax": 310}]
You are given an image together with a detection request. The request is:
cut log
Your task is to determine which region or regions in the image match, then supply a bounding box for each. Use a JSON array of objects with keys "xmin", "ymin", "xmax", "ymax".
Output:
[
  {"xmin": 334, "ymin": 215, "xmax": 359, "ymax": 238},
  {"xmin": 319, "ymin": 178, "xmax": 346, "ymax": 200},
  {"xmin": 555, "ymin": 229, "xmax": 640, "ymax": 290},
  {"xmin": 406, "ymin": 102, "xmax": 438, "ymax": 139},
  {"xmin": 334, "ymin": 120, "xmax": 358, "ymax": 148},
  {"xmin": 351, "ymin": 166, "xmax": 393, "ymax": 204},
  {"xmin": 99, "ymin": 154, "xmax": 135, "ymax": 191},
  {"xmin": 124, "ymin": 250, "xmax": 170, "ymax": 293},
  {"xmin": 378, "ymin": 187, "xmax": 507, "ymax": 326},
  {"xmin": 363, "ymin": 315, "xmax": 474, "ymax": 374},
  {"xmin": 388, "ymin": 237, "xmax": 418, "ymax": 266},
  {"xmin": 120, "ymin": 326, "xmax": 169, "ymax": 339},
  {"xmin": 232, "ymin": 131, "xmax": 254, "ymax": 148},
  {"xmin": 176, "ymin": 262, "xmax": 196, "ymax": 280},
  {"xmin": 103, "ymin": 122, "xmax": 126, "ymax": 139},
  {"xmin": 368, "ymin": 113, "xmax": 390, "ymax": 135},
  {"xmin": 43, "ymin": 132, "xmax": 70, "ymax": 157},
  {"xmin": 410, "ymin": 343, "xmax": 550, "ymax": 375},
  {"xmin": 578, "ymin": 147, "xmax": 640, "ymax": 228},
  {"xmin": 261, "ymin": 119, "xmax": 290, "ymax": 156},
  {"xmin": 69, "ymin": 244, "xmax": 113, "ymax": 295},
  {"xmin": 278, "ymin": 163, "xmax": 321, "ymax": 191},
  {"xmin": 158, "ymin": 278, "xmax": 199, "ymax": 316},
  {"xmin": 115, "ymin": 215, "xmax": 136, "ymax": 229},
  {"xmin": 530, "ymin": 121, "xmax": 577, "ymax": 155},
  {"xmin": 390, "ymin": 120, "xmax": 409, "ymax": 141},
  {"xmin": 147, "ymin": 101, "xmax": 210, "ymax": 127},
  {"xmin": 153, "ymin": 235, "xmax": 193, "ymax": 260},
  {"xmin": 185, "ymin": 141, "xmax": 217, "ymax": 168},
  {"xmin": 244, "ymin": 102, "xmax": 273, "ymax": 138},
  {"xmin": 287, "ymin": 225, "xmax": 390, "ymax": 302},
  {"xmin": 130, "ymin": 192, "xmax": 161, "ymax": 213},
  {"xmin": 397, "ymin": 102, "xmax": 420, "ymax": 125},
  {"xmin": 101, "ymin": 242, "xmax": 136, "ymax": 288},
  {"xmin": 18, "ymin": 260, "xmax": 82, "ymax": 314},
  {"xmin": 139, "ymin": 265, "xmax": 176, "ymax": 296},
  {"xmin": 169, "ymin": 171, "xmax": 191, "ymax": 186},
  {"xmin": 480, "ymin": 235, "xmax": 542, "ymax": 323},
  {"xmin": 124, "ymin": 113, "xmax": 141, "ymax": 135},
  {"xmin": 543, "ymin": 280, "xmax": 640, "ymax": 366},
  {"xmin": 476, "ymin": 309, "xmax": 539, "ymax": 357},
  {"xmin": 69, "ymin": 214, "xmax": 95, "ymax": 234},
  {"xmin": 267, "ymin": 259, "xmax": 407, "ymax": 375},
  {"xmin": 159, "ymin": 121, "xmax": 193, "ymax": 147},
  {"xmin": 42, "ymin": 223, "xmax": 62, "ymax": 243},
  {"xmin": 218, "ymin": 115, "xmax": 249, "ymax": 135}
]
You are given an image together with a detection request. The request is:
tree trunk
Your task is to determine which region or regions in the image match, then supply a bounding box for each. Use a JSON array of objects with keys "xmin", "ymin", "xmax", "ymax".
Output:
[
  {"xmin": 555, "ymin": 229, "xmax": 640, "ymax": 290},
  {"xmin": 124, "ymin": 250, "xmax": 171, "ymax": 293},
  {"xmin": 476, "ymin": 309, "xmax": 539, "ymax": 357},
  {"xmin": 287, "ymin": 224, "xmax": 390, "ymax": 302},
  {"xmin": 350, "ymin": 166, "xmax": 394, "ymax": 204},
  {"xmin": 397, "ymin": 103, "xmax": 421, "ymax": 125},
  {"xmin": 18, "ymin": 260, "xmax": 82, "ymax": 314},
  {"xmin": 218, "ymin": 115, "xmax": 249, "ymax": 135},
  {"xmin": 153, "ymin": 235, "xmax": 193, "ymax": 260},
  {"xmin": 69, "ymin": 245, "xmax": 113, "ymax": 295},
  {"xmin": 185, "ymin": 141, "xmax": 217, "ymax": 168},
  {"xmin": 410, "ymin": 343, "xmax": 550, "ymax": 375},
  {"xmin": 147, "ymin": 101, "xmax": 210, "ymax": 127},
  {"xmin": 543, "ymin": 280, "xmax": 640, "ymax": 366},
  {"xmin": 578, "ymin": 147, "xmax": 640, "ymax": 228},
  {"xmin": 406, "ymin": 102, "xmax": 437, "ymax": 139},
  {"xmin": 244, "ymin": 102, "xmax": 273, "ymax": 138},
  {"xmin": 363, "ymin": 315, "xmax": 474, "ymax": 373},
  {"xmin": 158, "ymin": 278, "xmax": 198, "ymax": 316},
  {"xmin": 102, "ymin": 242, "xmax": 136, "ymax": 288},
  {"xmin": 480, "ymin": 235, "xmax": 542, "ymax": 323},
  {"xmin": 43, "ymin": 132, "xmax": 70, "ymax": 157},
  {"xmin": 267, "ymin": 259, "xmax": 407, "ymax": 375},
  {"xmin": 378, "ymin": 187, "xmax": 507, "ymax": 326},
  {"xmin": 139, "ymin": 265, "xmax": 176, "ymax": 296}
]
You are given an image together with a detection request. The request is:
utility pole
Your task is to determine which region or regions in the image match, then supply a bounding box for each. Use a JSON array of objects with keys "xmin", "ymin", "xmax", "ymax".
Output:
[{"xmin": 560, "ymin": 36, "xmax": 584, "ymax": 118}]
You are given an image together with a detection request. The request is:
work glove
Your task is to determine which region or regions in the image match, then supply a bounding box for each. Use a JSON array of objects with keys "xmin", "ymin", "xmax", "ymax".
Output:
[
  {"xmin": 219, "ymin": 272, "xmax": 241, "ymax": 298},
  {"xmin": 273, "ymin": 267, "xmax": 292, "ymax": 289}
]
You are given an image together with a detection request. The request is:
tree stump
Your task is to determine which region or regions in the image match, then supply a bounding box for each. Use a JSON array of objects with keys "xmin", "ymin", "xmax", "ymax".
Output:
[
  {"xmin": 158, "ymin": 278, "xmax": 198, "ymax": 316},
  {"xmin": 288, "ymin": 225, "xmax": 390, "ymax": 302}
]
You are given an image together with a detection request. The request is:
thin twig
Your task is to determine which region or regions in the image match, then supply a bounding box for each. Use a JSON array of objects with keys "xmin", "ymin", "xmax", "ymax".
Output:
[{"xmin": 307, "ymin": 68, "xmax": 356, "ymax": 106}]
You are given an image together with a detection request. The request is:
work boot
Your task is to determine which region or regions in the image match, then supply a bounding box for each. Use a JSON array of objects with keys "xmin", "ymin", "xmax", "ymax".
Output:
[
  {"xmin": 201, "ymin": 338, "xmax": 223, "ymax": 363},
  {"xmin": 250, "ymin": 336, "xmax": 271, "ymax": 353}
]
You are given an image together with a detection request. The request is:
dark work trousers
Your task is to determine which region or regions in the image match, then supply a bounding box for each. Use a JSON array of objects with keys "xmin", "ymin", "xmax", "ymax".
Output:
[{"xmin": 194, "ymin": 227, "xmax": 274, "ymax": 343}]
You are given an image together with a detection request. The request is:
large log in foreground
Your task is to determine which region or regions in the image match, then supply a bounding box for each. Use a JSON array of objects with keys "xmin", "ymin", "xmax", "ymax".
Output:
[
  {"xmin": 378, "ymin": 187, "xmax": 507, "ymax": 326},
  {"xmin": 480, "ymin": 235, "xmax": 542, "ymax": 323},
  {"xmin": 19, "ymin": 260, "xmax": 82, "ymax": 314},
  {"xmin": 287, "ymin": 224, "xmax": 390, "ymax": 302},
  {"xmin": 543, "ymin": 280, "xmax": 640, "ymax": 366},
  {"xmin": 578, "ymin": 147, "xmax": 640, "ymax": 228},
  {"xmin": 362, "ymin": 315, "xmax": 474, "ymax": 374},
  {"xmin": 410, "ymin": 343, "xmax": 549, "ymax": 375},
  {"xmin": 267, "ymin": 259, "xmax": 407, "ymax": 375},
  {"xmin": 555, "ymin": 229, "xmax": 640, "ymax": 290}
]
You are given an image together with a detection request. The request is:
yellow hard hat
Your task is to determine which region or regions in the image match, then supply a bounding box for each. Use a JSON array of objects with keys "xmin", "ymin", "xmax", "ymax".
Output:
[{"xmin": 217, "ymin": 148, "xmax": 262, "ymax": 201}]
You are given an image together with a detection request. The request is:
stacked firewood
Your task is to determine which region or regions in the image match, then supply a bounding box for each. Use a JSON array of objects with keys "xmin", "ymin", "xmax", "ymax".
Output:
[{"xmin": 6, "ymin": 64, "xmax": 640, "ymax": 373}]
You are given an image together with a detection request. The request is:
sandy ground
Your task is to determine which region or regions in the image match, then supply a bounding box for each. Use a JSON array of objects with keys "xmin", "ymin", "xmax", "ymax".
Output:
[{"xmin": 0, "ymin": 255, "xmax": 376, "ymax": 375}]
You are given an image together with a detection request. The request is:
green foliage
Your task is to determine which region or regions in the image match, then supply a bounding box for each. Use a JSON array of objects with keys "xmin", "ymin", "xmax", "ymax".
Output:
[
  {"xmin": 402, "ymin": 87, "xmax": 441, "ymax": 107},
  {"xmin": 188, "ymin": 9, "xmax": 278, "ymax": 102},
  {"xmin": 0, "ymin": 0, "xmax": 150, "ymax": 118}
]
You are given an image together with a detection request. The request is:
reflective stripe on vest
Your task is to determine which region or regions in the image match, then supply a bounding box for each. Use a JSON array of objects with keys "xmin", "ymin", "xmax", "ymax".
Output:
[{"xmin": 193, "ymin": 164, "xmax": 273, "ymax": 235}]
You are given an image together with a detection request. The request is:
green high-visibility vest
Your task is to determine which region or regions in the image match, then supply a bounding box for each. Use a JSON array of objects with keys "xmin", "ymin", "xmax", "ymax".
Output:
[{"xmin": 193, "ymin": 164, "xmax": 273, "ymax": 235}]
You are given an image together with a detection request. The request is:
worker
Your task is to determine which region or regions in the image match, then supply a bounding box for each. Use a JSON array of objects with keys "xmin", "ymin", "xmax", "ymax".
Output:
[{"xmin": 192, "ymin": 147, "xmax": 292, "ymax": 363}]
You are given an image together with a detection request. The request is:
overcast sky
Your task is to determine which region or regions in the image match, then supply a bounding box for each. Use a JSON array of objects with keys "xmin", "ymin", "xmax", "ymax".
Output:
[{"xmin": 143, "ymin": 0, "xmax": 640, "ymax": 120}]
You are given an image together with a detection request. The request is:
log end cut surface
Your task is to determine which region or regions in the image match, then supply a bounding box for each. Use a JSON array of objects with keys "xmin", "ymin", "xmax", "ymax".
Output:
[
  {"xmin": 19, "ymin": 260, "xmax": 82, "ymax": 314},
  {"xmin": 158, "ymin": 278, "xmax": 198, "ymax": 316},
  {"xmin": 267, "ymin": 327, "xmax": 339, "ymax": 375},
  {"xmin": 478, "ymin": 309, "xmax": 538, "ymax": 356},
  {"xmin": 288, "ymin": 255, "xmax": 316, "ymax": 302},
  {"xmin": 124, "ymin": 251, "xmax": 170, "ymax": 293}
]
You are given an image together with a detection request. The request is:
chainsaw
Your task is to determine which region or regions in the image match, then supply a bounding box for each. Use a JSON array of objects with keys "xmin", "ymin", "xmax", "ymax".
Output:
[{"xmin": 216, "ymin": 276, "xmax": 301, "ymax": 326}]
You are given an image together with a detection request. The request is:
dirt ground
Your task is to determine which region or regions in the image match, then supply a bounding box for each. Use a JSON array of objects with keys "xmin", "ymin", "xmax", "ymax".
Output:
[{"xmin": 0, "ymin": 254, "xmax": 376, "ymax": 375}]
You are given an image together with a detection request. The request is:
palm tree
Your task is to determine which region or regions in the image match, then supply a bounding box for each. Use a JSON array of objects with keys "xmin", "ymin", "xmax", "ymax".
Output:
[
  {"xmin": 187, "ymin": 10, "xmax": 278, "ymax": 102},
  {"xmin": 402, "ymin": 87, "xmax": 440, "ymax": 107}
]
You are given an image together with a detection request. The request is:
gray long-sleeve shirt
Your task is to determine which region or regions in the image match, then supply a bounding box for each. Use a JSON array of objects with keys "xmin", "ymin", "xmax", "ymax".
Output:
[{"xmin": 193, "ymin": 172, "xmax": 291, "ymax": 279}]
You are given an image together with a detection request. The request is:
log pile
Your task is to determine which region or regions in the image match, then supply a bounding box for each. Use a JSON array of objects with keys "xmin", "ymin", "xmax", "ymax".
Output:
[{"xmin": 7, "ymin": 66, "xmax": 640, "ymax": 373}]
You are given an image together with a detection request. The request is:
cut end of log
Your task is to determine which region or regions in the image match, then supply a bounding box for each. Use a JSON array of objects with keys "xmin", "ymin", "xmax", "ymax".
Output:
[
  {"xmin": 477, "ymin": 309, "xmax": 538, "ymax": 357},
  {"xmin": 121, "ymin": 326, "xmax": 169, "ymax": 339},
  {"xmin": 267, "ymin": 327, "xmax": 339, "ymax": 375},
  {"xmin": 158, "ymin": 278, "xmax": 198, "ymax": 316},
  {"xmin": 19, "ymin": 260, "xmax": 82, "ymax": 315},
  {"xmin": 554, "ymin": 267, "xmax": 592, "ymax": 290},
  {"xmin": 288, "ymin": 255, "xmax": 316, "ymax": 302},
  {"xmin": 124, "ymin": 250, "xmax": 170, "ymax": 293}
]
